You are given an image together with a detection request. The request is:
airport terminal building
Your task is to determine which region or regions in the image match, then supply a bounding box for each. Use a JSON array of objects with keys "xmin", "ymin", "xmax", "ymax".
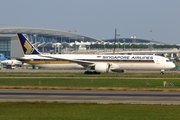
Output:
[{"xmin": 0, "ymin": 25, "xmax": 164, "ymax": 58}]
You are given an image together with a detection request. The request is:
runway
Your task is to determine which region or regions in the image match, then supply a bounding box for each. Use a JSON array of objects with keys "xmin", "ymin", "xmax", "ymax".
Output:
[{"xmin": 0, "ymin": 89, "xmax": 180, "ymax": 104}]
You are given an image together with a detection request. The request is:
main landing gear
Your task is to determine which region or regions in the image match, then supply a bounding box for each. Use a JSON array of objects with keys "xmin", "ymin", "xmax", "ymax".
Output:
[{"xmin": 84, "ymin": 71, "xmax": 101, "ymax": 74}]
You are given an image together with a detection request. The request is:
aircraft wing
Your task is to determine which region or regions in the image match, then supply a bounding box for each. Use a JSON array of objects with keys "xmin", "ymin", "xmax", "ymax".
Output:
[{"xmin": 41, "ymin": 55, "xmax": 95, "ymax": 67}]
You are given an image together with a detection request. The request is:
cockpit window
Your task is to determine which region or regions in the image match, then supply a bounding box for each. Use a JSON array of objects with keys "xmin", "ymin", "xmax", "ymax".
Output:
[{"xmin": 166, "ymin": 60, "xmax": 171, "ymax": 62}]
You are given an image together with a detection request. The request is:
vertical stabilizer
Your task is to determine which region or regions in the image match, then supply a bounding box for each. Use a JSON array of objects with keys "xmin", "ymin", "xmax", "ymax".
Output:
[
  {"xmin": 16, "ymin": 33, "xmax": 40, "ymax": 55},
  {"xmin": 0, "ymin": 54, "xmax": 8, "ymax": 61}
]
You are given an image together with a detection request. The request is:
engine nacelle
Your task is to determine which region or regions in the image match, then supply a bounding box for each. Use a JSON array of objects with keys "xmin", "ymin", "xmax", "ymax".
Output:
[{"xmin": 94, "ymin": 63, "xmax": 111, "ymax": 73}]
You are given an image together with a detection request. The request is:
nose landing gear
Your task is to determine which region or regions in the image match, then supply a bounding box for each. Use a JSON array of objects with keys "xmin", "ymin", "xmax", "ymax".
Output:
[{"xmin": 160, "ymin": 69, "xmax": 165, "ymax": 75}]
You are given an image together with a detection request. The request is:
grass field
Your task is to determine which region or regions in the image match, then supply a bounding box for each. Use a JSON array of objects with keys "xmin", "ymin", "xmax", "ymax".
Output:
[
  {"xmin": 0, "ymin": 77, "xmax": 180, "ymax": 90},
  {"xmin": 0, "ymin": 72, "xmax": 180, "ymax": 119},
  {"xmin": 0, "ymin": 71, "xmax": 180, "ymax": 78},
  {"xmin": 0, "ymin": 72, "xmax": 180, "ymax": 91},
  {"xmin": 0, "ymin": 102, "xmax": 180, "ymax": 120}
]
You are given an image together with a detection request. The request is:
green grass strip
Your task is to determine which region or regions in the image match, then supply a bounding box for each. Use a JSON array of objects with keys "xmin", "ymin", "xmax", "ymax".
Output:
[
  {"xmin": 0, "ymin": 72, "xmax": 180, "ymax": 78},
  {"xmin": 0, "ymin": 78, "xmax": 180, "ymax": 91},
  {"xmin": 0, "ymin": 102, "xmax": 180, "ymax": 120}
]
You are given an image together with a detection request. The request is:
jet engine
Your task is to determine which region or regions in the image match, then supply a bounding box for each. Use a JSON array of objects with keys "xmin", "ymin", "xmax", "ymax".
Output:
[{"xmin": 94, "ymin": 63, "xmax": 111, "ymax": 73}]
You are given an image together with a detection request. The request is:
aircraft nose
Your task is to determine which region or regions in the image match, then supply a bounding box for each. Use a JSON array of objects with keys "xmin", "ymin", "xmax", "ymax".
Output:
[
  {"xmin": 165, "ymin": 62, "xmax": 176, "ymax": 69},
  {"xmin": 170, "ymin": 63, "xmax": 176, "ymax": 69}
]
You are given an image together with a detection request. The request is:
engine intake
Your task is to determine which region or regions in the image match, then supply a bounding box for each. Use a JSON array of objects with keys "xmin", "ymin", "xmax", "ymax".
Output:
[{"xmin": 94, "ymin": 63, "xmax": 111, "ymax": 73}]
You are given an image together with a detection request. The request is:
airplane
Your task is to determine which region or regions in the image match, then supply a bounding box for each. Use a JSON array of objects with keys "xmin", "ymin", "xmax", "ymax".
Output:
[
  {"xmin": 0, "ymin": 54, "xmax": 22, "ymax": 66},
  {"xmin": 16, "ymin": 33, "xmax": 175, "ymax": 74}
]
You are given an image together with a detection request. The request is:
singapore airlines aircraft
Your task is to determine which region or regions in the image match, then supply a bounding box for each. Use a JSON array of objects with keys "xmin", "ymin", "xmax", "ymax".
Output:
[{"xmin": 16, "ymin": 33, "xmax": 175, "ymax": 74}]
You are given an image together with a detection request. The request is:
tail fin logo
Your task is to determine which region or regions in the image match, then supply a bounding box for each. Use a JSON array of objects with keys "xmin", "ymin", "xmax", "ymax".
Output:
[
  {"xmin": 24, "ymin": 40, "xmax": 34, "ymax": 54},
  {"xmin": 17, "ymin": 33, "xmax": 40, "ymax": 55}
]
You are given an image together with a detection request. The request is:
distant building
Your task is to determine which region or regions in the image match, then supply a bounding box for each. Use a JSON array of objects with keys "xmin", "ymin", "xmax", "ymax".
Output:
[{"xmin": 0, "ymin": 25, "xmax": 165, "ymax": 57}]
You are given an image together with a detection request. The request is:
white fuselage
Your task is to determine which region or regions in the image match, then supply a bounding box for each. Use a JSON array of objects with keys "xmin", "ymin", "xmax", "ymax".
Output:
[{"xmin": 18, "ymin": 54, "xmax": 175, "ymax": 71}]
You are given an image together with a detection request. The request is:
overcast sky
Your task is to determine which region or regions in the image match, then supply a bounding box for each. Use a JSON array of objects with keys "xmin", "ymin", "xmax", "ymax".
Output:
[{"xmin": 0, "ymin": 0, "xmax": 180, "ymax": 44}]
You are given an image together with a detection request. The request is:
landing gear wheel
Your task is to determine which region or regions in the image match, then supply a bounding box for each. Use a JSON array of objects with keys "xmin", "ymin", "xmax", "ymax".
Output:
[
  {"xmin": 84, "ymin": 71, "xmax": 101, "ymax": 74},
  {"xmin": 84, "ymin": 71, "xmax": 92, "ymax": 74},
  {"xmin": 92, "ymin": 71, "xmax": 101, "ymax": 74},
  {"xmin": 160, "ymin": 70, "xmax": 165, "ymax": 75},
  {"xmin": 84, "ymin": 71, "xmax": 88, "ymax": 74},
  {"xmin": 160, "ymin": 72, "xmax": 164, "ymax": 75}
]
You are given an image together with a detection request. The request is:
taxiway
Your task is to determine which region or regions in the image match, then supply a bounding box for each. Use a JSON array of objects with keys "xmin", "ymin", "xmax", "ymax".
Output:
[{"xmin": 0, "ymin": 89, "xmax": 180, "ymax": 104}]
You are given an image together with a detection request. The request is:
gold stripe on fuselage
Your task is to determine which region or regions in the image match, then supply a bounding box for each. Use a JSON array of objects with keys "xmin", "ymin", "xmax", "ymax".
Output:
[
  {"xmin": 20, "ymin": 60, "xmax": 73, "ymax": 65},
  {"xmin": 19, "ymin": 59, "xmax": 155, "ymax": 65}
]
